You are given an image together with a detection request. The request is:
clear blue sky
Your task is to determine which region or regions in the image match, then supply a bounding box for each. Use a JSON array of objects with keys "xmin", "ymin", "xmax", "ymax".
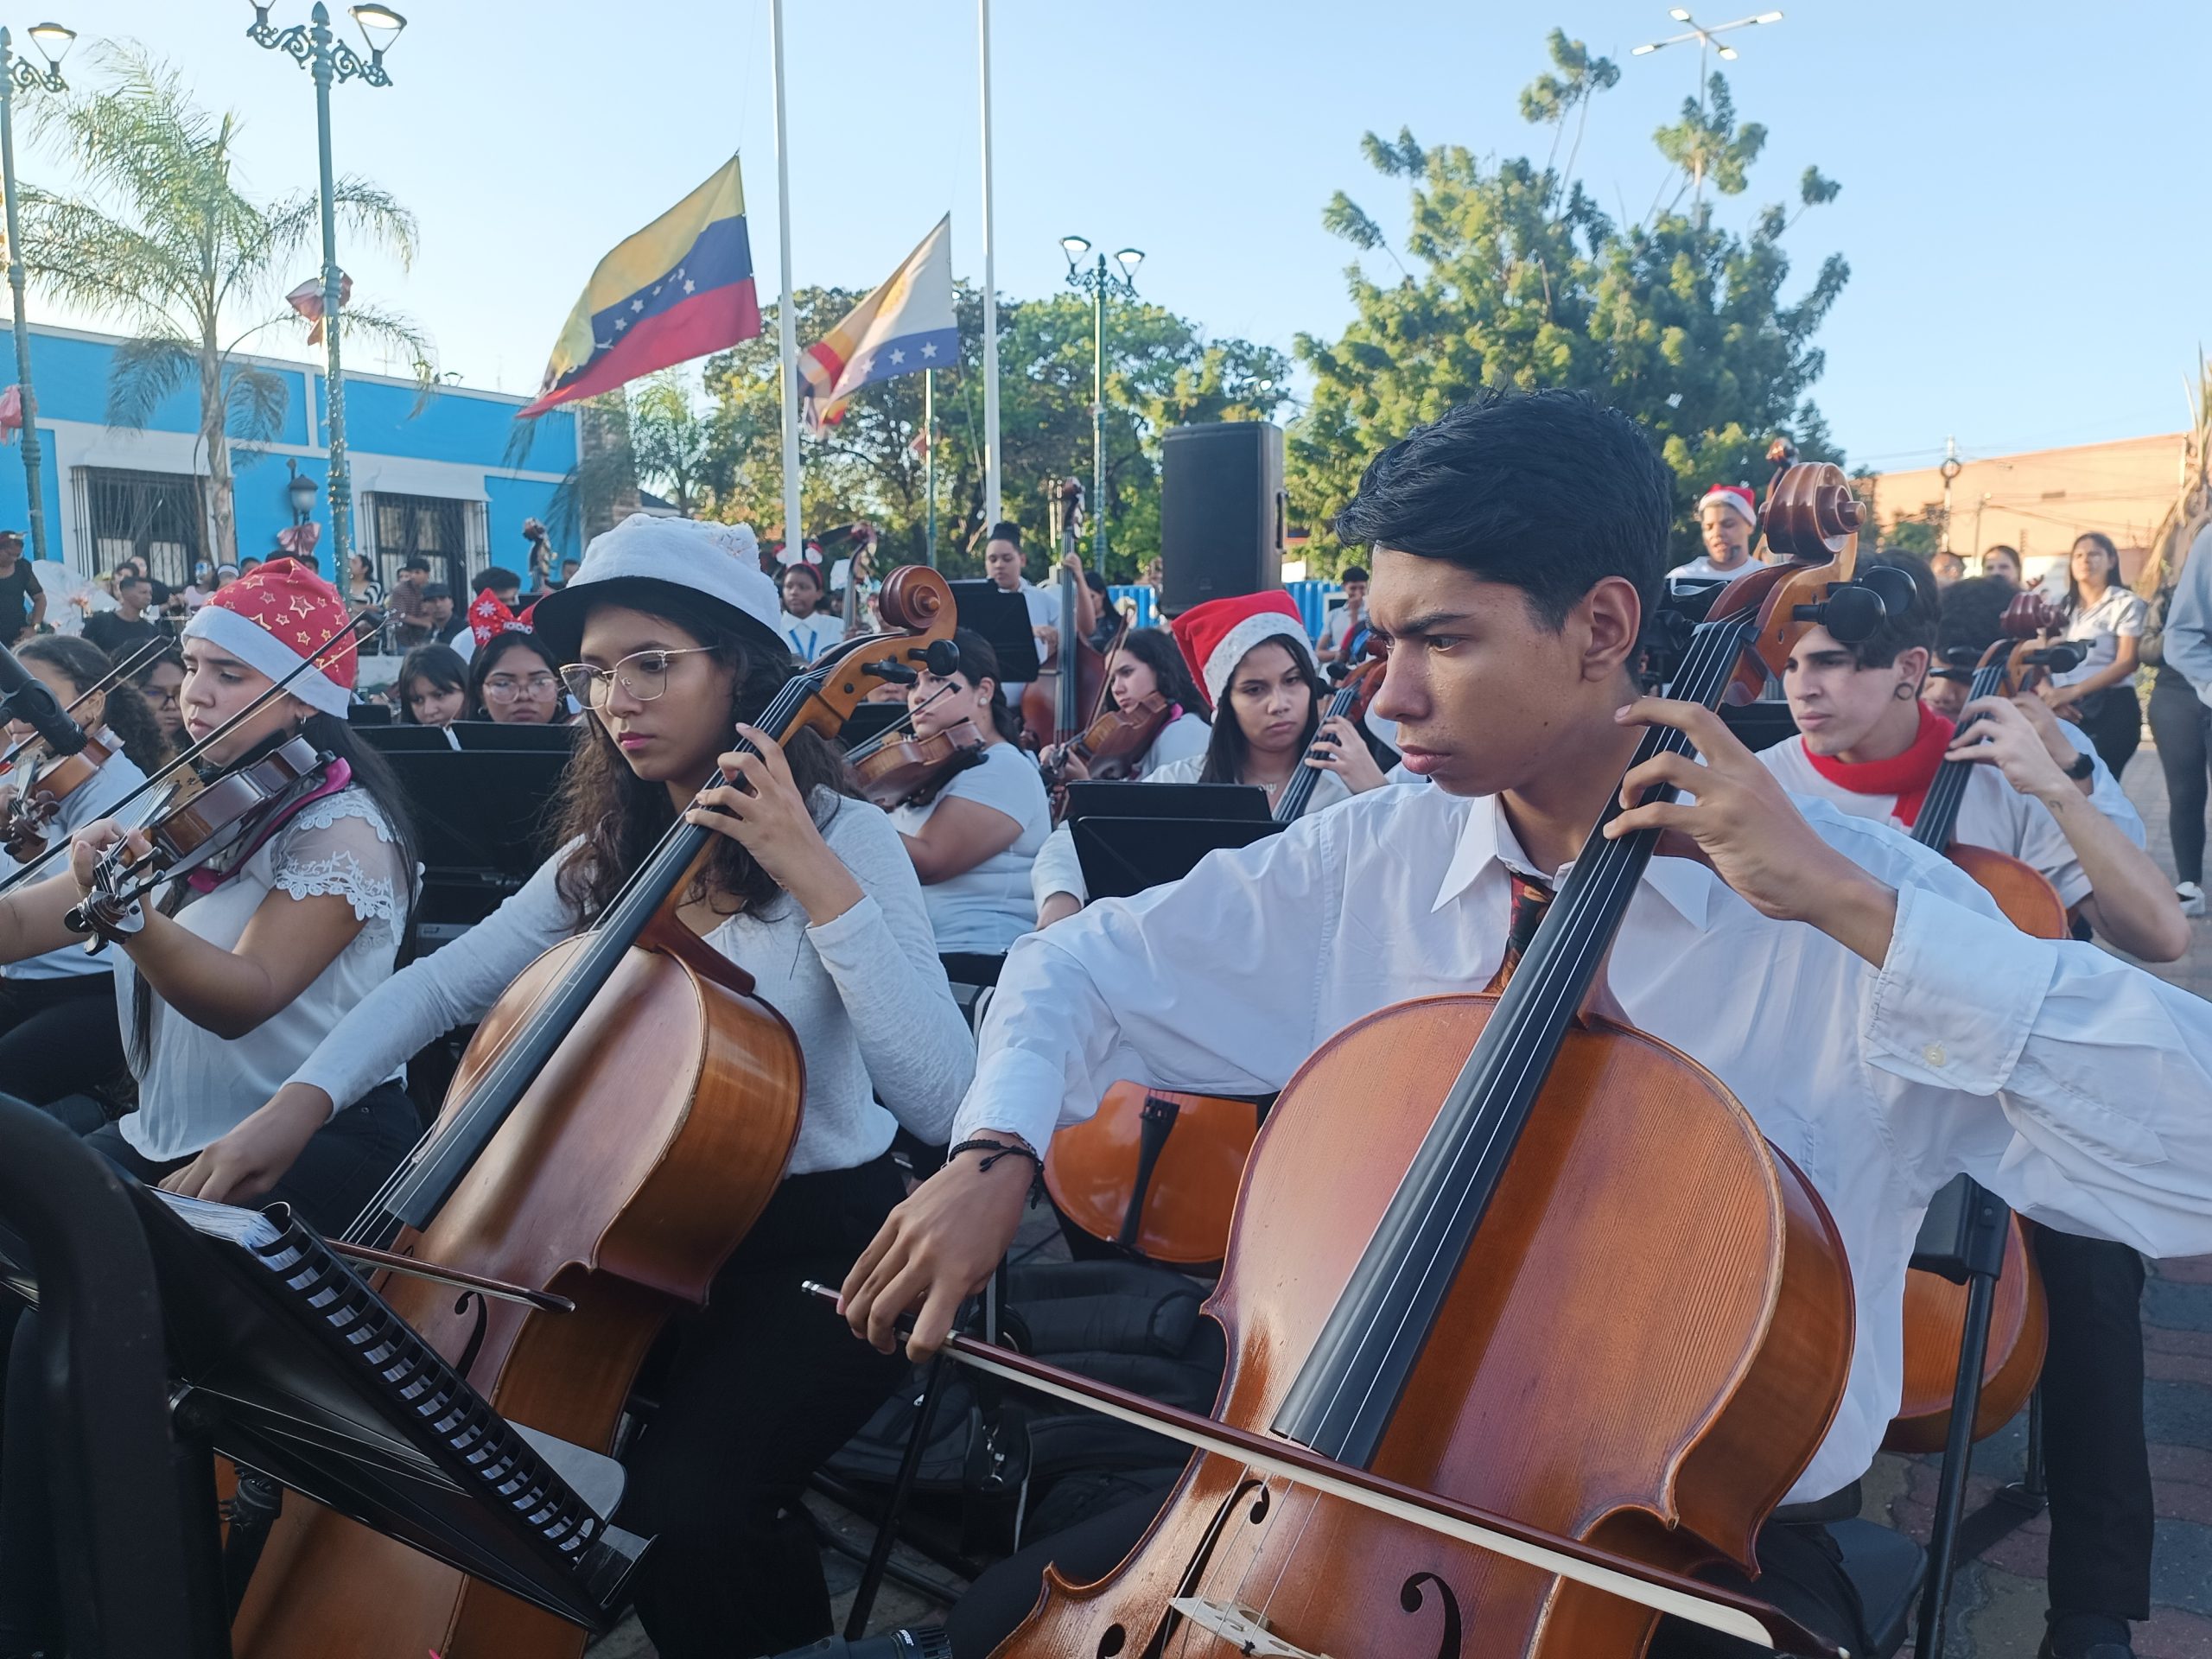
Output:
[{"xmin": 24, "ymin": 1, "xmax": 2211, "ymax": 474}]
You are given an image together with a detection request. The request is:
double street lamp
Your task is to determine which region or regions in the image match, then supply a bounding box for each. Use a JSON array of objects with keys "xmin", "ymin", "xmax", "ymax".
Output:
[
  {"xmin": 245, "ymin": 2, "xmax": 404, "ymax": 579},
  {"xmin": 0, "ymin": 19, "xmax": 75, "ymax": 567},
  {"xmin": 1060, "ymin": 236, "xmax": 1142, "ymax": 577}
]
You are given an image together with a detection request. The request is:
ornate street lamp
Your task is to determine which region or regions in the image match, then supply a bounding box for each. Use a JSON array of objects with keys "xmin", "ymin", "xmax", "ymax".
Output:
[
  {"xmin": 0, "ymin": 18, "xmax": 73, "ymax": 565},
  {"xmin": 1061, "ymin": 237, "xmax": 1143, "ymax": 576}
]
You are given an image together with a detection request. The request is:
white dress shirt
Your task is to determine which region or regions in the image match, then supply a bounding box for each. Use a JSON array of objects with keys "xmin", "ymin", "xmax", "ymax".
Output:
[{"xmin": 958, "ymin": 780, "xmax": 2212, "ymax": 1504}]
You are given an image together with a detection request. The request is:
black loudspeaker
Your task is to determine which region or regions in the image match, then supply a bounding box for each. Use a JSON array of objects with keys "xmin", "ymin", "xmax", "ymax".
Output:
[{"xmin": 1160, "ymin": 421, "xmax": 1285, "ymax": 617}]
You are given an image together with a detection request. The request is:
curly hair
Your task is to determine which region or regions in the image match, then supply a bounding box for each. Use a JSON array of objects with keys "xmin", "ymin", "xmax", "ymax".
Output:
[
  {"xmin": 547, "ymin": 595, "xmax": 855, "ymax": 925},
  {"xmin": 21, "ymin": 633, "xmax": 168, "ymax": 774}
]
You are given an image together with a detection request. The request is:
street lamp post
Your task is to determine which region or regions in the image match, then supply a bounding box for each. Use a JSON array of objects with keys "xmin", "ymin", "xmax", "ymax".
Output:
[
  {"xmin": 1060, "ymin": 237, "xmax": 1143, "ymax": 577},
  {"xmin": 0, "ymin": 20, "xmax": 74, "ymax": 568},
  {"xmin": 245, "ymin": 2, "xmax": 403, "ymax": 581},
  {"xmin": 1630, "ymin": 9, "xmax": 1784, "ymax": 217}
]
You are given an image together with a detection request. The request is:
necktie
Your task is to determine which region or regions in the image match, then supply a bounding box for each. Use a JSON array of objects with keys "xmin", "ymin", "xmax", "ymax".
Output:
[{"xmin": 1484, "ymin": 873, "xmax": 1554, "ymax": 995}]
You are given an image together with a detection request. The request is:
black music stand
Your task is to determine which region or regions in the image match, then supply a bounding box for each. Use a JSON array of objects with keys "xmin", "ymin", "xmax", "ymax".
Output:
[
  {"xmin": 948, "ymin": 581, "xmax": 1041, "ymax": 683},
  {"xmin": 1072, "ymin": 816, "xmax": 1283, "ymax": 903},
  {"xmin": 4, "ymin": 1182, "xmax": 650, "ymax": 1632},
  {"xmin": 1063, "ymin": 780, "xmax": 1271, "ymax": 826},
  {"xmin": 839, "ymin": 702, "xmax": 910, "ymax": 751}
]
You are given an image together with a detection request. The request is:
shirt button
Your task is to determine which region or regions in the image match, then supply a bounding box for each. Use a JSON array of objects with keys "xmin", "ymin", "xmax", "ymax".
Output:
[{"xmin": 1923, "ymin": 1043, "xmax": 1947, "ymax": 1070}]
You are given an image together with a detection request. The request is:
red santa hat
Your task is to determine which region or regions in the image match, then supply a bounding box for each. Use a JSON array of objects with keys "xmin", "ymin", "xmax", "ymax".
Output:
[
  {"xmin": 181, "ymin": 556, "xmax": 356, "ymax": 717},
  {"xmin": 1170, "ymin": 591, "xmax": 1317, "ymax": 713},
  {"xmin": 1699, "ymin": 483, "xmax": 1758, "ymax": 528}
]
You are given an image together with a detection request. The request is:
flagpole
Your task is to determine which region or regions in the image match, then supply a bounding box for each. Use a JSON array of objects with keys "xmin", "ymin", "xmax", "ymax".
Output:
[
  {"xmin": 978, "ymin": 0, "xmax": 1001, "ymax": 539},
  {"xmin": 770, "ymin": 0, "xmax": 804, "ymax": 560},
  {"xmin": 925, "ymin": 367, "xmax": 938, "ymax": 567}
]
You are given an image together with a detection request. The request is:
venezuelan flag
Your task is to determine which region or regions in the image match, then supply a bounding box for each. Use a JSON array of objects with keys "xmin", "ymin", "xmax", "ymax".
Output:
[{"xmin": 520, "ymin": 157, "xmax": 760, "ymax": 418}]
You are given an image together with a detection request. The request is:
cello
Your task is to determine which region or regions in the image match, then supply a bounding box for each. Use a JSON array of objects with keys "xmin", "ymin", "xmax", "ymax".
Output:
[
  {"xmin": 1041, "ymin": 648, "xmax": 1389, "ymax": 1268},
  {"xmin": 936, "ymin": 464, "xmax": 1882, "ymax": 1659},
  {"xmin": 1883, "ymin": 594, "xmax": 2071, "ymax": 1453},
  {"xmin": 1020, "ymin": 479, "xmax": 1118, "ymax": 753},
  {"xmin": 228, "ymin": 567, "xmax": 957, "ymax": 1659}
]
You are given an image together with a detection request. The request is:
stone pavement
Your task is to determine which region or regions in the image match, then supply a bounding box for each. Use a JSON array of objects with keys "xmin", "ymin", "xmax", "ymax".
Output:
[
  {"xmin": 1866, "ymin": 741, "xmax": 2212, "ymax": 1657},
  {"xmin": 596, "ymin": 741, "xmax": 2212, "ymax": 1658}
]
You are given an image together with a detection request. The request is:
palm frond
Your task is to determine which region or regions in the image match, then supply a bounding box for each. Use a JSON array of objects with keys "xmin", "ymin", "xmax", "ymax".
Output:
[
  {"xmin": 223, "ymin": 364, "xmax": 292, "ymax": 446},
  {"xmin": 16, "ymin": 188, "xmax": 199, "ymax": 335},
  {"xmin": 335, "ymin": 302, "xmax": 439, "ymax": 412},
  {"xmin": 103, "ymin": 334, "xmax": 196, "ymax": 430}
]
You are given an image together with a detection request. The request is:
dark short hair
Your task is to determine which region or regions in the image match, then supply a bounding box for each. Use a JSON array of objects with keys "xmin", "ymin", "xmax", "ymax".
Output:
[
  {"xmin": 118, "ymin": 572, "xmax": 150, "ymax": 591},
  {"xmin": 1843, "ymin": 551, "xmax": 1939, "ymax": 669},
  {"xmin": 781, "ymin": 561, "xmax": 822, "ymax": 588},
  {"xmin": 1340, "ymin": 565, "xmax": 1370, "ymax": 584},
  {"xmin": 1936, "ymin": 575, "xmax": 2017, "ymax": 666},
  {"xmin": 401, "ymin": 555, "xmax": 431, "ymax": 573},
  {"xmin": 420, "ymin": 582, "xmax": 452, "ymax": 601},
  {"xmin": 472, "ymin": 565, "xmax": 522, "ymax": 594},
  {"xmin": 1333, "ymin": 391, "xmax": 1675, "ymax": 627},
  {"xmin": 985, "ymin": 522, "xmax": 1022, "ymax": 550}
]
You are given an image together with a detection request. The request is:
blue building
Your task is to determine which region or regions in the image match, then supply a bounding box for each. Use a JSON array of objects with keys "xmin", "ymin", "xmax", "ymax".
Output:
[{"xmin": 0, "ymin": 322, "xmax": 583, "ymax": 596}]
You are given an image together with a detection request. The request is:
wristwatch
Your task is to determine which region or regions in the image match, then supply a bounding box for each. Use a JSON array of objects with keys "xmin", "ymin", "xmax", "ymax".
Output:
[{"xmin": 2062, "ymin": 750, "xmax": 2096, "ymax": 781}]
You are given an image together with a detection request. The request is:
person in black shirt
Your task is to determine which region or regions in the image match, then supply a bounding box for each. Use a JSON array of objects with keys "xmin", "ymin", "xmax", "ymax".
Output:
[
  {"xmin": 0, "ymin": 532, "xmax": 43, "ymax": 645},
  {"xmin": 83, "ymin": 572, "xmax": 165, "ymax": 659}
]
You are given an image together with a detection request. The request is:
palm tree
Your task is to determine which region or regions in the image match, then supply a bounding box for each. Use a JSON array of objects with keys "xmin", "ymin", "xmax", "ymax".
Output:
[{"xmin": 18, "ymin": 42, "xmax": 433, "ymax": 563}]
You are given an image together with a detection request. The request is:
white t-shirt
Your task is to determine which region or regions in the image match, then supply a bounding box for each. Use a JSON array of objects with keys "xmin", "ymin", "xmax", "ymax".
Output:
[
  {"xmin": 1668, "ymin": 555, "xmax": 1759, "ymax": 581},
  {"xmin": 1137, "ymin": 708, "xmax": 1211, "ymax": 773},
  {"xmin": 2055, "ymin": 588, "xmax": 2146, "ymax": 687},
  {"xmin": 891, "ymin": 741, "xmax": 1051, "ymax": 955},
  {"xmin": 1320, "ymin": 606, "xmax": 1363, "ymax": 652},
  {"xmin": 1, "ymin": 748, "xmax": 148, "ymax": 981},
  {"xmin": 118, "ymin": 786, "xmax": 410, "ymax": 1161},
  {"xmin": 1758, "ymin": 734, "xmax": 2093, "ymax": 906},
  {"xmin": 779, "ymin": 608, "xmax": 840, "ymax": 664},
  {"xmin": 994, "ymin": 581, "xmax": 1060, "ymax": 702}
]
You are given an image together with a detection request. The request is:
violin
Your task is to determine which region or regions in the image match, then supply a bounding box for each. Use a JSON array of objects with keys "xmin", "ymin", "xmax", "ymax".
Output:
[
  {"xmin": 852, "ymin": 716, "xmax": 986, "ymax": 808},
  {"xmin": 64, "ymin": 734, "xmax": 335, "ymax": 936},
  {"xmin": 1038, "ymin": 689, "xmax": 1169, "ymax": 794},
  {"xmin": 1042, "ymin": 648, "xmax": 1390, "ymax": 1268},
  {"xmin": 1884, "ymin": 592, "xmax": 2065, "ymax": 1456},
  {"xmin": 3, "ymin": 728, "xmax": 120, "ymax": 861},
  {"xmin": 985, "ymin": 464, "xmax": 1878, "ymax": 1659},
  {"xmin": 232, "ymin": 566, "xmax": 958, "ymax": 1659}
]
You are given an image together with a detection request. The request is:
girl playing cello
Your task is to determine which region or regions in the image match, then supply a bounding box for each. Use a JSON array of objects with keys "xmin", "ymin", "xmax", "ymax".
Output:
[{"xmin": 200, "ymin": 515, "xmax": 973, "ymax": 1658}]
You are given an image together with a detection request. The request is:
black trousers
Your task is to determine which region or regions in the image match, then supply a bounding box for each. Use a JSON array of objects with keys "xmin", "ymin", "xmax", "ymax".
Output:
[
  {"xmin": 0, "ymin": 974, "xmax": 123, "ymax": 1109},
  {"xmin": 617, "ymin": 1154, "xmax": 910, "ymax": 1659},
  {"xmin": 2148, "ymin": 666, "xmax": 2210, "ymax": 885},
  {"xmin": 2034, "ymin": 1224, "xmax": 2153, "ymax": 1622},
  {"xmin": 2072, "ymin": 686, "xmax": 2143, "ymax": 783},
  {"xmin": 0, "ymin": 1082, "xmax": 422, "ymax": 1649},
  {"xmin": 946, "ymin": 1490, "xmax": 1872, "ymax": 1659}
]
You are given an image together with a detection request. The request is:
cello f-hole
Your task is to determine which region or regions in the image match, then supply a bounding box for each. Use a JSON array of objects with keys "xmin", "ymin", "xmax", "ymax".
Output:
[
  {"xmin": 1141, "ymin": 1476, "xmax": 1272, "ymax": 1659},
  {"xmin": 1399, "ymin": 1571, "xmax": 1466, "ymax": 1659}
]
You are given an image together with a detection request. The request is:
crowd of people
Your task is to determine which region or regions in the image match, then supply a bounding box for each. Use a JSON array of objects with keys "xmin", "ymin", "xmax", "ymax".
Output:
[{"xmin": 0, "ymin": 392, "xmax": 2206, "ymax": 1659}]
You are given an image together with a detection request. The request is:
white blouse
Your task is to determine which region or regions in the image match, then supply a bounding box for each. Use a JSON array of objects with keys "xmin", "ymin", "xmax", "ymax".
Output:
[
  {"xmin": 119, "ymin": 786, "xmax": 409, "ymax": 1161},
  {"xmin": 289, "ymin": 791, "xmax": 975, "ymax": 1176},
  {"xmin": 890, "ymin": 741, "xmax": 1051, "ymax": 955},
  {"xmin": 2, "ymin": 749, "xmax": 148, "ymax": 981},
  {"xmin": 2055, "ymin": 587, "xmax": 2146, "ymax": 686}
]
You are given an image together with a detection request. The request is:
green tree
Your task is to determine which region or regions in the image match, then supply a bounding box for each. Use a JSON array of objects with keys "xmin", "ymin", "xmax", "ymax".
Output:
[
  {"xmin": 692, "ymin": 284, "xmax": 1288, "ymax": 582},
  {"xmin": 21, "ymin": 44, "xmax": 432, "ymax": 563},
  {"xmin": 1287, "ymin": 31, "xmax": 1847, "ymax": 572}
]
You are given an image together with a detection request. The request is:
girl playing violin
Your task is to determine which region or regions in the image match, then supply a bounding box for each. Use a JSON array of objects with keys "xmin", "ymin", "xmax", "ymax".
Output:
[
  {"xmin": 1032, "ymin": 593, "xmax": 1388, "ymax": 926},
  {"xmin": 0, "ymin": 634, "xmax": 169, "ymax": 1110},
  {"xmin": 0, "ymin": 559, "xmax": 421, "ymax": 1221},
  {"xmin": 890, "ymin": 627, "xmax": 1052, "ymax": 955},
  {"xmin": 202, "ymin": 515, "xmax": 973, "ymax": 1659}
]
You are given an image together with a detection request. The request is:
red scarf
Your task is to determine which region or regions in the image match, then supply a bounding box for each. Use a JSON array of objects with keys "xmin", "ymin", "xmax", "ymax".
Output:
[{"xmin": 1802, "ymin": 702, "xmax": 1954, "ymax": 828}]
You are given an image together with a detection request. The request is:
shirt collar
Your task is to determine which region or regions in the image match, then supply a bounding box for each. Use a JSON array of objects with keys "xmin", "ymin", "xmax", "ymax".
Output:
[{"xmin": 1431, "ymin": 794, "xmax": 1710, "ymax": 928}]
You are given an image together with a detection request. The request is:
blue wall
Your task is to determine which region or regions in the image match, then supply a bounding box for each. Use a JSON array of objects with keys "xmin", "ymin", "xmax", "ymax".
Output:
[{"xmin": 0, "ymin": 324, "xmax": 582, "ymax": 578}]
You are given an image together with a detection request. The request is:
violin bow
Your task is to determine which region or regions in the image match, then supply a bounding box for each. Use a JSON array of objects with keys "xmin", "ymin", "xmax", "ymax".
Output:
[
  {"xmin": 843, "ymin": 683, "xmax": 961, "ymax": 767},
  {"xmin": 0, "ymin": 607, "xmax": 383, "ymax": 899},
  {"xmin": 0, "ymin": 636, "xmax": 171, "ymax": 777},
  {"xmin": 798, "ymin": 1286, "xmax": 1841, "ymax": 1658}
]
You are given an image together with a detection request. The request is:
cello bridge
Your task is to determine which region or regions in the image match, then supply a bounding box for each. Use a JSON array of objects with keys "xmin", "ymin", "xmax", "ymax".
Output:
[{"xmin": 1166, "ymin": 1597, "xmax": 1333, "ymax": 1658}]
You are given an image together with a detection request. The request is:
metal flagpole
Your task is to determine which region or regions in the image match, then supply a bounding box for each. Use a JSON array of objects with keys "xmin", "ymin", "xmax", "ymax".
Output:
[
  {"xmin": 924, "ymin": 367, "xmax": 938, "ymax": 567},
  {"xmin": 978, "ymin": 0, "xmax": 1001, "ymax": 537},
  {"xmin": 769, "ymin": 0, "xmax": 804, "ymax": 563}
]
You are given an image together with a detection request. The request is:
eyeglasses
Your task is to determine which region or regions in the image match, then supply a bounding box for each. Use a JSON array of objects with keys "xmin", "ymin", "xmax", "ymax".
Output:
[
  {"xmin": 483, "ymin": 672, "xmax": 560, "ymax": 702},
  {"xmin": 558, "ymin": 646, "xmax": 714, "ymax": 706}
]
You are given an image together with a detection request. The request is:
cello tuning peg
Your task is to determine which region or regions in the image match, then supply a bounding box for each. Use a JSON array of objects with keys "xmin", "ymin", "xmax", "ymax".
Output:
[
  {"xmin": 921, "ymin": 639, "xmax": 962, "ymax": 677},
  {"xmin": 1790, "ymin": 582, "xmax": 1886, "ymax": 645},
  {"xmin": 1856, "ymin": 565, "xmax": 1920, "ymax": 621}
]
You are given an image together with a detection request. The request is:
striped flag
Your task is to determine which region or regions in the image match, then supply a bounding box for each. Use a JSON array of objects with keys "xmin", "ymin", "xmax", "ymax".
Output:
[
  {"xmin": 520, "ymin": 157, "xmax": 760, "ymax": 418},
  {"xmin": 799, "ymin": 215, "xmax": 957, "ymax": 434}
]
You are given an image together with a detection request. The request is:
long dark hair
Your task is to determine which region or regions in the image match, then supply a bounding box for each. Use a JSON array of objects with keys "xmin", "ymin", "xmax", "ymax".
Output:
[
  {"xmin": 131, "ymin": 708, "xmax": 423, "ymax": 1072},
  {"xmin": 20, "ymin": 634, "xmax": 168, "ymax": 774},
  {"xmin": 949, "ymin": 627, "xmax": 1022, "ymax": 743},
  {"xmin": 548, "ymin": 593, "xmax": 854, "ymax": 926},
  {"xmin": 2065, "ymin": 531, "xmax": 2120, "ymax": 614},
  {"xmin": 397, "ymin": 642, "xmax": 468, "ymax": 723},
  {"xmin": 466, "ymin": 631, "xmax": 564, "ymax": 721},
  {"xmin": 1116, "ymin": 626, "xmax": 1205, "ymax": 716},
  {"xmin": 1198, "ymin": 636, "xmax": 1323, "ymax": 786}
]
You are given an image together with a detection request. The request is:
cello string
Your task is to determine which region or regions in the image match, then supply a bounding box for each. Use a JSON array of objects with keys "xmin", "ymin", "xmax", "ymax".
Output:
[{"xmin": 1294, "ymin": 616, "xmax": 1747, "ymax": 1442}]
